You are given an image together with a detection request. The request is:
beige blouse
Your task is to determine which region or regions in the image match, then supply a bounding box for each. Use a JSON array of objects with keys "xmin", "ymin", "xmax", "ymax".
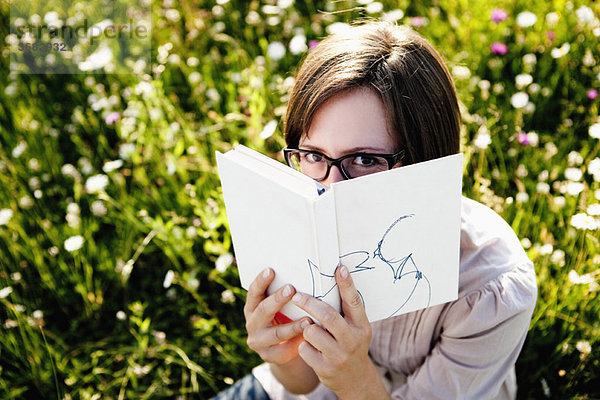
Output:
[{"xmin": 253, "ymin": 196, "xmax": 538, "ymax": 399}]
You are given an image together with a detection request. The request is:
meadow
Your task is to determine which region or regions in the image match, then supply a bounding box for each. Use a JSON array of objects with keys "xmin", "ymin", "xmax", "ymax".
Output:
[{"xmin": 0, "ymin": 0, "xmax": 599, "ymax": 398}]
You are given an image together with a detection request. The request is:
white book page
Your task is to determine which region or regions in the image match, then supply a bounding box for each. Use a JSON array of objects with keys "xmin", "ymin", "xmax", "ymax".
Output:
[
  {"xmin": 331, "ymin": 154, "xmax": 463, "ymax": 322},
  {"xmin": 217, "ymin": 149, "xmax": 333, "ymax": 321}
]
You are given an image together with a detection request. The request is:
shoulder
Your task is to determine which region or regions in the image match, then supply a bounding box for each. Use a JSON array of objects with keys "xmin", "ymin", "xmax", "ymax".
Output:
[
  {"xmin": 458, "ymin": 196, "xmax": 535, "ymax": 294},
  {"xmin": 443, "ymin": 197, "xmax": 538, "ymax": 334}
]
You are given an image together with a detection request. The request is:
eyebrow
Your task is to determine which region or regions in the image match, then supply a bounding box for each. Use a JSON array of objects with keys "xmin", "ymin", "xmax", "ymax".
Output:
[{"xmin": 298, "ymin": 144, "xmax": 391, "ymax": 155}]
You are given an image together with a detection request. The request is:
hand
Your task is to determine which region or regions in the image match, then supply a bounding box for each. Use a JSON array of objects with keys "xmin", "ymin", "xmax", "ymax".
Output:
[
  {"xmin": 244, "ymin": 268, "xmax": 313, "ymax": 365},
  {"xmin": 292, "ymin": 265, "xmax": 389, "ymax": 400}
]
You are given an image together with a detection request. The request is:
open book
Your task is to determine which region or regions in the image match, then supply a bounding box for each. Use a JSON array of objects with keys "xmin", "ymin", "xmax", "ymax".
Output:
[{"xmin": 216, "ymin": 145, "xmax": 463, "ymax": 322}]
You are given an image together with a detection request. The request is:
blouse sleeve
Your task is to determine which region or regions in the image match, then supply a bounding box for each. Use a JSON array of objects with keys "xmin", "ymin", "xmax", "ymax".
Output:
[{"xmin": 391, "ymin": 261, "xmax": 537, "ymax": 400}]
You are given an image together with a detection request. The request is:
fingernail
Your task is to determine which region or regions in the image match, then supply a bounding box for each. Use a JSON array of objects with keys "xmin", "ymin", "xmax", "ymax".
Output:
[
  {"xmin": 340, "ymin": 265, "xmax": 349, "ymax": 279},
  {"xmin": 262, "ymin": 268, "xmax": 271, "ymax": 278},
  {"xmin": 300, "ymin": 319, "xmax": 310, "ymax": 329},
  {"xmin": 282, "ymin": 285, "xmax": 292, "ymax": 297},
  {"xmin": 292, "ymin": 293, "xmax": 302, "ymax": 303}
]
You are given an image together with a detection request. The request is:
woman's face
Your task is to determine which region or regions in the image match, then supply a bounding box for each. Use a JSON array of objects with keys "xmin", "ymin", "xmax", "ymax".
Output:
[{"xmin": 299, "ymin": 87, "xmax": 400, "ymax": 188}]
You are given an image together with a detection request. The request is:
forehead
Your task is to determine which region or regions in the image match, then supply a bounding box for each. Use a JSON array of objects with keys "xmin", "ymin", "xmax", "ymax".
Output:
[{"xmin": 300, "ymin": 87, "xmax": 396, "ymax": 155}]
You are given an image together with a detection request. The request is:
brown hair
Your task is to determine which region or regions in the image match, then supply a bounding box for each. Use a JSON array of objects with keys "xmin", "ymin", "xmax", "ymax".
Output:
[{"xmin": 284, "ymin": 21, "xmax": 460, "ymax": 165}]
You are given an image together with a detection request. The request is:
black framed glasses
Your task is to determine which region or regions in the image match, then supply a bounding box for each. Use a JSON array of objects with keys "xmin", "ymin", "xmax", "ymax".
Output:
[{"xmin": 283, "ymin": 148, "xmax": 405, "ymax": 181}]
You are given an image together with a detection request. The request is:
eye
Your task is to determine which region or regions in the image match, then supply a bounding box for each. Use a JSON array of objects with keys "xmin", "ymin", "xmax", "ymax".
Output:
[
  {"xmin": 304, "ymin": 152, "xmax": 323, "ymax": 163},
  {"xmin": 353, "ymin": 155, "xmax": 381, "ymax": 167}
]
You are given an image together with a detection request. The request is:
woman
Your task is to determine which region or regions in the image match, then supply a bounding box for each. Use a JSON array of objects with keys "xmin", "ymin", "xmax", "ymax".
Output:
[{"xmin": 214, "ymin": 21, "xmax": 537, "ymax": 399}]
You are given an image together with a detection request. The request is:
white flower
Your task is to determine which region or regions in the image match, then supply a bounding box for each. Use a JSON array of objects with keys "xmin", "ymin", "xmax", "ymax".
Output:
[
  {"xmin": 590, "ymin": 123, "xmax": 600, "ymax": 139},
  {"xmin": 516, "ymin": 11, "xmax": 537, "ymax": 27},
  {"xmin": 267, "ymin": 42, "xmax": 286, "ymax": 60},
  {"xmin": 516, "ymin": 192, "xmax": 529, "ymax": 203},
  {"xmin": 366, "ymin": 2, "xmax": 384, "ymax": 14},
  {"xmin": 79, "ymin": 158, "xmax": 94, "ymax": 175},
  {"xmin": 64, "ymin": 235, "xmax": 84, "ymax": 252},
  {"xmin": 215, "ymin": 253, "xmax": 234, "ymax": 273},
  {"xmin": 515, "ymin": 73, "xmax": 533, "ymax": 89},
  {"xmin": 87, "ymin": 19, "xmax": 113, "ymax": 37},
  {"xmin": 163, "ymin": 270, "xmax": 175, "ymax": 288},
  {"xmin": 570, "ymin": 213, "xmax": 598, "ymax": 230},
  {"xmin": 289, "ymin": 35, "xmax": 307, "ymax": 55},
  {"xmin": 587, "ymin": 203, "xmax": 600, "ymax": 216},
  {"xmin": 565, "ymin": 168, "xmax": 583, "ymax": 181},
  {"xmin": 78, "ymin": 45, "xmax": 113, "ymax": 71},
  {"xmin": 116, "ymin": 310, "xmax": 127, "ymax": 320},
  {"xmin": 590, "ymin": 158, "xmax": 600, "ymax": 182},
  {"xmin": 0, "ymin": 286, "xmax": 13, "ymax": 299},
  {"xmin": 0, "ymin": 209, "xmax": 13, "ymax": 225},
  {"xmin": 135, "ymin": 81, "xmax": 153, "ymax": 97},
  {"xmin": 32, "ymin": 310, "xmax": 43, "ymax": 320},
  {"xmin": 540, "ymin": 244, "xmax": 553, "ymax": 255},
  {"xmin": 259, "ymin": 120, "xmax": 277, "ymax": 139},
  {"xmin": 188, "ymin": 71, "xmax": 201, "ymax": 84},
  {"xmin": 523, "ymin": 53, "xmax": 537, "ymax": 65},
  {"xmin": 277, "ymin": 0, "xmax": 294, "ymax": 9},
  {"xmin": 67, "ymin": 203, "xmax": 80, "ymax": 216},
  {"xmin": 452, "ymin": 65, "xmax": 471, "ymax": 80},
  {"xmin": 546, "ymin": 12, "xmax": 560, "ymax": 27},
  {"xmin": 85, "ymin": 174, "xmax": 109, "ymax": 193},
  {"xmin": 221, "ymin": 289, "xmax": 236, "ymax": 303},
  {"xmin": 382, "ymin": 9, "xmax": 404, "ymax": 22},
  {"xmin": 90, "ymin": 200, "xmax": 107, "ymax": 217},
  {"xmin": 510, "ymin": 92, "xmax": 529, "ymax": 108},
  {"xmin": 326, "ymin": 22, "xmax": 351, "ymax": 35},
  {"xmin": 473, "ymin": 132, "xmax": 492, "ymax": 150},
  {"xmin": 568, "ymin": 151, "xmax": 584, "ymax": 166},
  {"xmin": 478, "ymin": 80, "xmax": 491, "ymax": 90},
  {"xmin": 553, "ymin": 196, "xmax": 566, "ymax": 208},
  {"xmin": 165, "ymin": 9, "xmax": 181, "ymax": 22},
  {"xmin": 576, "ymin": 340, "xmax": 592, "ymax": 355},
  {"xmin": 566, "ymin": 182, "xmax": 585, "ymax": 196},
  {"xmin": 119, "ymin": 143, "xmax": 136, "ymax": 160},
  {"xmin": 12, "ymin": 141, "xmax": 27, "ymax": 158},
  {"xmin": 521, "ymin": 238, "xmax": 532, "ymax": 249},
  {"xmin": 575, "ymin": 6, "xmax": 594, "ymax": 23},
  {"xmin": 536, "ymin": 182, "xmax": 550, "ymax": 194},
  {"xmin": 102, "ymin": 159, "xmax": 123, "ymax": 172},
  {"xmin": 569, "ymin": 271, "xmax": 595, "ymax": 285},
  {"xmin": 551, "ymin": 249, "xmax": 565, "ymax": 266},
  {"xmin": 551, "ymin": 43, "xmax": 570, "ymax": 59},
  {"xmin": 61, "ymin": 164, "xmax": 81, "ymax": 180}
]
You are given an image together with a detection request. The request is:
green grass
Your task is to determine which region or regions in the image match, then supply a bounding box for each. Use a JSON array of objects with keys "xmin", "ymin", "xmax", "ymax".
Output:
[{"xmin": 0, "ymin": 0, "xmax": 599, "ymax": 398}]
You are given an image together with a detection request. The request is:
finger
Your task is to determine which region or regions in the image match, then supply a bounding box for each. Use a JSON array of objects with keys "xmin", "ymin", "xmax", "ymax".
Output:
[
  {"xmin": 297, "ymin": 340, "xmax": 326, "ymax": 372},
  {"xmin": 252, "ymin": 318, "xmax": 312, "ymax": 348},
  {"xmin": 336, "ymin": 265, "xmax": 369, "ymax": 326},
  {"xmin": 244, "ymin": 268, "xmax": 275, "ymax": 317},
  {"xmin": 292, "ymin": 292, "xmax": 346, "ymax": 339},
  {"xmin": 260, "ymin": 335, "xmax": 305, "ymax": 363},
  {"xmin": 302, "ymin": 322, "xmax": 338, "ymax": 354},
  {"xmin": 246, "ymin": 284, "xmax": 296, "ymax": 332}
]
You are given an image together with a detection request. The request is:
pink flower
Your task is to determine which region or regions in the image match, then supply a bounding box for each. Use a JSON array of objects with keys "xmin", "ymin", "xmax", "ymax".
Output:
[
  {"xmin": 105, "ymin": 111, "xmax": 121, "ymax": 125},
  {"xmin": 517, "ymin": 132, "xmax": 530, "ymax": 145},
  {"xmin": 411, "ymin": 16, "xmax": 425, "ymax": 28},
  {"xmin": 490, "ymin": 42, "xmax": 508, "ymax": 55},
  {"xmin": 587, "ymin": 89, "xmax": 598, "ymax": 100},
  {"xmin": 308, "ymin": 40, "xmax": 319, "ymax": 50},
  {"xmin": 546, "ymin": 31, "xmax": 556, "ymax": 40},
  {"xmin": 491, "ymin": 9, "xmax": 508, "ymax": 23}
]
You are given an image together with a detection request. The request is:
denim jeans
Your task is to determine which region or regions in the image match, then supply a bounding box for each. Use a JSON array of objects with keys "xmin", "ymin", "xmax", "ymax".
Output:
[{"xmin": 210, "ymin": 374, "xmax": 270, "ymax": 400}]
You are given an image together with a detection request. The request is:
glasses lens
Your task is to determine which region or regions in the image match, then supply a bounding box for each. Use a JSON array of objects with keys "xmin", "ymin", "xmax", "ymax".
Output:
[
  {"xmin": 287, "ymin": 151, "xmax": 327, "ymax": 180},
  {"xmin": 341, "ymin": 155, "xmax": 389, "ymax": 178}
]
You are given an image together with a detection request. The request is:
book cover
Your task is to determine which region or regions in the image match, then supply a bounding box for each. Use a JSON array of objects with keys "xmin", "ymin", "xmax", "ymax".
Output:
[{"xmin": 216, "ymin": 145, "xmax": 462, "ymax": 322}]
